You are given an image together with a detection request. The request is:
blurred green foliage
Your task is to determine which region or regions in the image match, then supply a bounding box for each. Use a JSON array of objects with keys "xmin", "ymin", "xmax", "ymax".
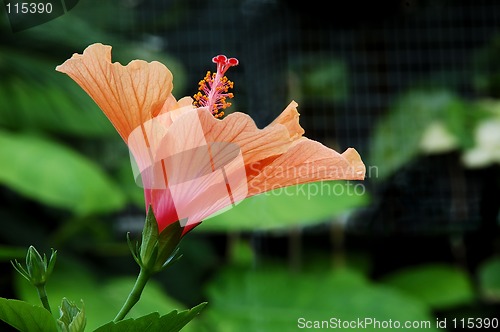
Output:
[
  {"xmin": 202, "ymin": 254, "xmax": 440, "ymax": 331},
  {"xmin": 288, "ymin": 54, "xmax": 349, "ymax": 104},
  {"xmin": 0, "ymin": 131, "xmax": 125, "ymax": 215},
  {"xmin": 0, "ymin": 47, "xmax": 114, "ymax": 137},
  {"xmin": 370, "ymin": 33, "xmax": 500, "ymax": 179},
  {"xmin": 478, "ymin": 256, "xmax": 500, "ymax": 302},
  {"xmin": 382, "ymin": 264, "xmax": 475, "ymax": 310},
  {"xmin": 369, "ymin": 89, "xmax": 491, "ymax": 179},
  {"xmin": 474, "ymin": 34, "xmax": 500, "ymax": 98}
]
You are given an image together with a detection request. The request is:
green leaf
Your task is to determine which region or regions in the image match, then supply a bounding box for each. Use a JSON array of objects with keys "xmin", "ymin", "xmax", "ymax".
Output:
[
  {"xmin": 478, "ymin": 256, "xmax": 500, "ymax": 301},
  {"xmin": 0, "ymin": 297, "xmax": 57, "ymax": 332},
  {"xmin": 93, "ymin": 303, "xmax": 206, "ymax": 332},
  {"xmin": 203, "ymin": 265, "xmax": 440, "ymax": 332},
  {"xmin": 382, "ymin": 264, "xmax": 475, "ymax": 310},
  {"xmin": 198, "ymin": 181, "xmax": 369, "ymax": 232},
  {"xmin": 0, "ymin": 245, "xmax": 26, "ymax": 261},
  {"xmin": 116, "ymin": 159, "xmax": 145, "ymax": 208},
  {"xmin": 0, "ymin": 130, "xmax": 126, "ymax": 215},
  {"xmin": 369, "ymin": 89, "xmax": 474, "ymax": 179},
  {"xmin": 442, "ymin": 98, "xmax": 475, "ymax": 148},
  {"xmin": 291, "ymin": 54, "xmax": 349, "ymax": 103},
  {"xmin": 0, "ymin": 48, "xmax": 115, "ymax": 137},
  {"xmin": 228, "ymin": 239, "xmax": 255, "ymax": 268}
]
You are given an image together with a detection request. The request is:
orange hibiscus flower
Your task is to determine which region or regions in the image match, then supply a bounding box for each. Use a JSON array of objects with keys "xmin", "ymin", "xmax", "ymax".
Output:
[{"xmin": 56, "ymin": 43, "xmax": 365, "ymax": 235}]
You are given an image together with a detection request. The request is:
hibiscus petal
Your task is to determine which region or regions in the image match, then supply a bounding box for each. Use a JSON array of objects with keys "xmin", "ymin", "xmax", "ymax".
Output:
[
  {"xmin": 197, "ymin": 108, "xmax": 293, "ymax": 165},
  {"xmin": 268, "ymin": 100, "xmax": 305, "ymax": 140},
  {"xmin": 247, "ymin": 139, "xmax": 365, "ymax": 196},
  {"xmin": 56, "ymin": 43, "xmax": 174, "ymax": 142},
  {"xmin": 144, "ymin": 187, "xmax": 179, "ymax": 232},
  {"xmin": 159, "ymin": 96, "xmax": 194, "ymax": 116}
]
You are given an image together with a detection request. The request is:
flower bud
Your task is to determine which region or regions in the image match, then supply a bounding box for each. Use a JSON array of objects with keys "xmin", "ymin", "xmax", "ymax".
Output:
[{"xmin": 11, "ymin": 246, "xmax": 57, "ymax": 287}]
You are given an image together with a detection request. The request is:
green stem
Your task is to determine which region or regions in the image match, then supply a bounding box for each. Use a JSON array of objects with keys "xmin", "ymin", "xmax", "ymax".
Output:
[
  {"xmin": 35, "ymin": 285, "xmax": 51, "ymax": 314},
  {"xmin": 113, "ymin": 268, "xmax": 151, "ymax": 322}
]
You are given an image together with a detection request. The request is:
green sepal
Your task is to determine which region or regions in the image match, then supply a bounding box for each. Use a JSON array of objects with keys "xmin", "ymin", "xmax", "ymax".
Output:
[
  {"xmin": 128, "ymin": 206, "xmax": 184, "ymax": 274},
  {"xmin": 153, "ymin": 218, "xmax": 183, "ymax": 272},
  {"xmin": 56, "ymin": 298, "xmax": 86, "ymax": 332},
  {"xmin": 46, "ymin": 248, "xmax": 57, "ymax": 277},
  {"xmin": 11, "ymin": 260, "xmax": 30, "ymax": 282},
  {"xmin": 126, "ymin": 232, "xmax": 141, "ymax": 266},
  {"xmin": 158, "ymin": 249, "xmax": 183, "ymax": 272},
  {"xmin": 139, "ymin": 206, "xmax": 160, "ymax": 269}
]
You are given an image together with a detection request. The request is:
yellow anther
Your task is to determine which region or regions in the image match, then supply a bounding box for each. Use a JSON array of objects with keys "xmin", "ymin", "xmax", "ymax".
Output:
[{"xmin": 193, "ymin": 55, "xmax": 238, "ymax": 118}]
